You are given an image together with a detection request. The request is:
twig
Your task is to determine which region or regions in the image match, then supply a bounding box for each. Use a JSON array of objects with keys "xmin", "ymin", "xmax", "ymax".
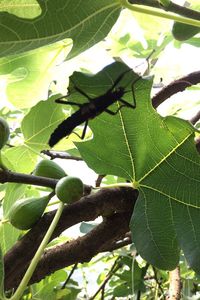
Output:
[
  {"xmin": 61, "ymin": 263, "xmax": 78, "ymax": 289},
  {"xmin": 0, "ymin": 169, "xmax": 91, "ymax": 194},
  {"xmin": 42, "ymin": 150, "xmax": 83, "ymax": 161},
  {"xmin": 167, "ymin": 267, "xmax": 181, "ymax": 300},
  {"xmin": 101, "ymin": 285, "xmax": 105, "ymax": 300},
  {"xmin": 0, "ymin": 169, "xmax": 57, "ymax": 188},
  {"xmin": 95, "ymin": 175, "xmax": 105, "ymax": 187},
  {"xmin": 89, "ymin": 257, "xmax": 121, "ymax": 300},
  {"xmin": 136, "ymin": 290, "xmax": 141, "ymax": 300}
]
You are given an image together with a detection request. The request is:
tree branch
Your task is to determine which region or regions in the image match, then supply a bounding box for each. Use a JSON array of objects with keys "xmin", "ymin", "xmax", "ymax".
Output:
[
  {"xmin": 42, "ymin": 150, "xmax": 83, "ymax": 161},
  {"xmin": 152, "ymin": 71, "xmax": 200, "ymax": 108},
  {"xmin": 190, "ymin": 110, "xmax": 200, "ymax": 125},
  {"xmin": 4, "ymin": 187, "xmax": 138, "ymax": 290},
  {"xmin": 167, "ymin": 267, "xmax": 181, "ymax": 300},
  {"xmin": 128, "ymin": 0, "xmax": 200, "ymax": 21},
  {"xmin": 29, "ymin": 212, "xmax": 131, "ymax": 287},
  {"xmin": 0, "ymin": 169, "xmax": 91, "ymax": 194}
]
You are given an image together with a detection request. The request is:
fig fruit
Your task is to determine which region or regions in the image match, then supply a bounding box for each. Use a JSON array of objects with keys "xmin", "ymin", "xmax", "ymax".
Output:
[
  {"xmin": 9, "ymin": 195, "xmax": 50, "ymax": 230},
  {"xmin": 55, "ymin": 176, "xmax": 83, "ymax": 204},
  {"xmin": 0, "ymin": 117, "xmax": 10, "ymax": 149},
  {"xmin": 33, "ymin": 159, "xmax": 66, "ymax": 179}
]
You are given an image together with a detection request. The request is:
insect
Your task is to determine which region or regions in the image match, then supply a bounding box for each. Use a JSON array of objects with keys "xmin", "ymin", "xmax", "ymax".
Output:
[{"xmin": 48, "ymin": 68, "xmax": 139, "ymax": 147}]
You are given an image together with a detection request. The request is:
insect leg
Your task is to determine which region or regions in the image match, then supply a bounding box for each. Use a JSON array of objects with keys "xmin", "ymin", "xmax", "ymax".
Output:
[
  {"xmin": 105, "ymin": 69, "xmax": 132, "ymax": 94},
  {"xmin": 55, "ymin": 98, "xmax": 83, "ymax": 108},
  {"xmin": 70, "ymin": 120, "xmax": 89, "ymax": 140},
  {"xmin": 72, "ymin": 85, "xmax": 93, "ymax": 101},
  {"xmin": 105, "ymin": 107, "xmax": 123, "ymax": 115},
  {"xmin": 104, "ymin": 108, "xmax": 117, "ymax": 115},
  {"xmin": 105, "ymin": 105, "xmax": 127, "ymax": 115},
  {"xmin": 81, "ymin": 120, "xmax": 89, "ymax": 139},
  {"xmin": 130, "ymin": 75, "xmax": 142, "ymax": 108},
  {"xmin": 118, "ymin": 98, "xmax": 136, "ymax": 109}
]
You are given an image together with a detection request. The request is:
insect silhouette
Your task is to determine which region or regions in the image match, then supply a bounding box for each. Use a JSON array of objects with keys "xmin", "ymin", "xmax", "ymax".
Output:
[{"xmin": 49, "ymin": 68, "xmax": 139, "ymax": 147}]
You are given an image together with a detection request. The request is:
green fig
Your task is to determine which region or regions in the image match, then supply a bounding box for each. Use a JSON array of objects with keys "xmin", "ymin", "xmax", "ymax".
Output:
[
  {"xmin": 55, "ymin": 176, "xmax": 83, "ymax": 204},
  {"xmin": 9, "ymin": 195, "xmax": 50, "ymax": 230},
  {"xmin": 33, "ymin": 159, "xmax": 66, "ymax": 179},
  {"xmin": 0, "ymin": 117, "xmax": 10, "ymax": 149}
]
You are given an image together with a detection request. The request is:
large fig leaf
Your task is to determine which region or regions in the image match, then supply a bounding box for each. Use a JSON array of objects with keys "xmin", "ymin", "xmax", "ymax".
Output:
[
  {"xmin": 1, "ymin": 96, "xmax": 67, "ymax": 173},
  {"xmin": 71, "ymin": 62, "xmax": 200, "ymax": 272},
  {"xmin": 0, "ymin": 0, "xmax": 121, "ymax": 58},
  {"xmin": 0, "ymin": 184, "xmax": 25, "ymax": 253},
  {"xmin": 0, "ymin": 42, "xmax": 71, "ymax": 108}
]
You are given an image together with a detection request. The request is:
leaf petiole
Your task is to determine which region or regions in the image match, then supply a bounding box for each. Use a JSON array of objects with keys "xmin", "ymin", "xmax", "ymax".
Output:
[{"xmin": 121, "ymin": 0, "xmax": 200, "ymax": 28}]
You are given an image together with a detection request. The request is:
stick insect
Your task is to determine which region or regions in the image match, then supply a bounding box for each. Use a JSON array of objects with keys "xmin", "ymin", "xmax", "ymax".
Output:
[{"xmin": 49, "ymin": 68, "xmax": 140, "ymax": 147}]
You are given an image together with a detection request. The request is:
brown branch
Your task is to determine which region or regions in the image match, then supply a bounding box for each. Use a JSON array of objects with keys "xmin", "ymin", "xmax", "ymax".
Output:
[
  {"xmin": 0, "ymin": 169, "xmax": 91, "ymax": 194},
  {"xmin": 128, "ymin": 0, "xmax": 200, "ymax": 21},
  {"xmin": 0, "ymin": 169, "xmax": 57, "ymax": 188},
  {"xmin": 32, "ymin": 213, "xmax": 128, "ymax": 287},
  {"xmin": 99, "ymin": 233, "xmax": 132, "ymax": 252},
  {"xmin": 190, "ymin": 110, "xmax": 200, "ymax": 125},
  {"xmin": 152, "ymin": 71, "xmax": 200, "ymax": 108},
  {"xmin": 167, "ymin": 267, "xmax": 181, "ymax": 300},
  {"xmin": 95, "ymin": 174, "xmax": 106, "ymax": 187},
  {"xmin": 4, "ymin": 187, "xmax": 138, "ymax": 290},
  {"xmin": 196, "ymin": 137, "xmax": 200, "ymax": 154}
]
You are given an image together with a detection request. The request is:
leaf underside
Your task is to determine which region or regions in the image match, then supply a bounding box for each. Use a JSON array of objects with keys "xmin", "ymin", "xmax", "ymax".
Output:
[
  {"xmin": 71, "ymin": 62, "xmax": 200, "ymax": 272},
  {"xmin": 0, "ymin": 0, "xmax": 121, "ymax": 58}
]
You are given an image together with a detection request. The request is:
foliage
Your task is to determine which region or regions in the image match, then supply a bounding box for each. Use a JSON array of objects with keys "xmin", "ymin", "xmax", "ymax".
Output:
[{"xmin": 0, "ymin": 1, "xmax": 200, "ymax": 299}]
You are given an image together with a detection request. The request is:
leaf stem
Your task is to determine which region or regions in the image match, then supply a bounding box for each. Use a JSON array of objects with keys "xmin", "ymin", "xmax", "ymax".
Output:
[
  {"xmin": 9, "ymin": 202, "xmax": 64, "ymax": 300},
  {"xmin": 95, "ymin": 182, "xmax": 133, "ymax": 189},
  {"xmin": 121, "ymin": 0, "xmax": 200, "ymax": 27}
]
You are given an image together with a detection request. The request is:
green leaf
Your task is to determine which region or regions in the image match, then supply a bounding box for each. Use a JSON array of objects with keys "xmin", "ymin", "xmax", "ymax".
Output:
[
  {"xmin": 0, "ymin": 42, "xmax": 72, "ymax": 109},
  {"xmin": 74, "ymin": 62, "xmax": 200, "ymax": 271},
  {"xmin": 2, "ymin": 145, "xmax": 38, "ymax": 173},
  {"xmin": 113, "ymin": 284, "xmax": 131, "ymax": 297},
  {"xmin": 3, "ymin": 183, "xmax": 25, "ymax": 216},
  {"xmin": 172, "ymin": 22, "xmax": 200, "ymax": 41},
  {"xmin": 0, "ymin": 0, "xmax": 41, "ymax": 19},
  {"xmin": 158, "ymin": 0, "xmax": 170, "ymax": 7},
  {"xmin": 0, "ymin": 223, "xmax": 20, "ymax": 254},
  {"xmin": 172, "ymin": 203, "xmax": 200, "ymax": 273},
  {"xmin": 34, "ymin": 271, "xmax": 80, "ymax": 300},
  {"xmin": 131, "ymin": 191, "xmax": 179, "ymax": 270},
  {"xmin": 0, "ymin": 183, "xmax": 25, "ymax": 253},
  {"xmin": 132, "ymin": 260, "xmax": 146, "ymax": 292},
  {"xmin": 0, "ymin": 0, "xmax": 121, "ymax": 58},
  {"xmin": 21, "ymin": 96, "xmax": 66, "ymax": 152}
]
